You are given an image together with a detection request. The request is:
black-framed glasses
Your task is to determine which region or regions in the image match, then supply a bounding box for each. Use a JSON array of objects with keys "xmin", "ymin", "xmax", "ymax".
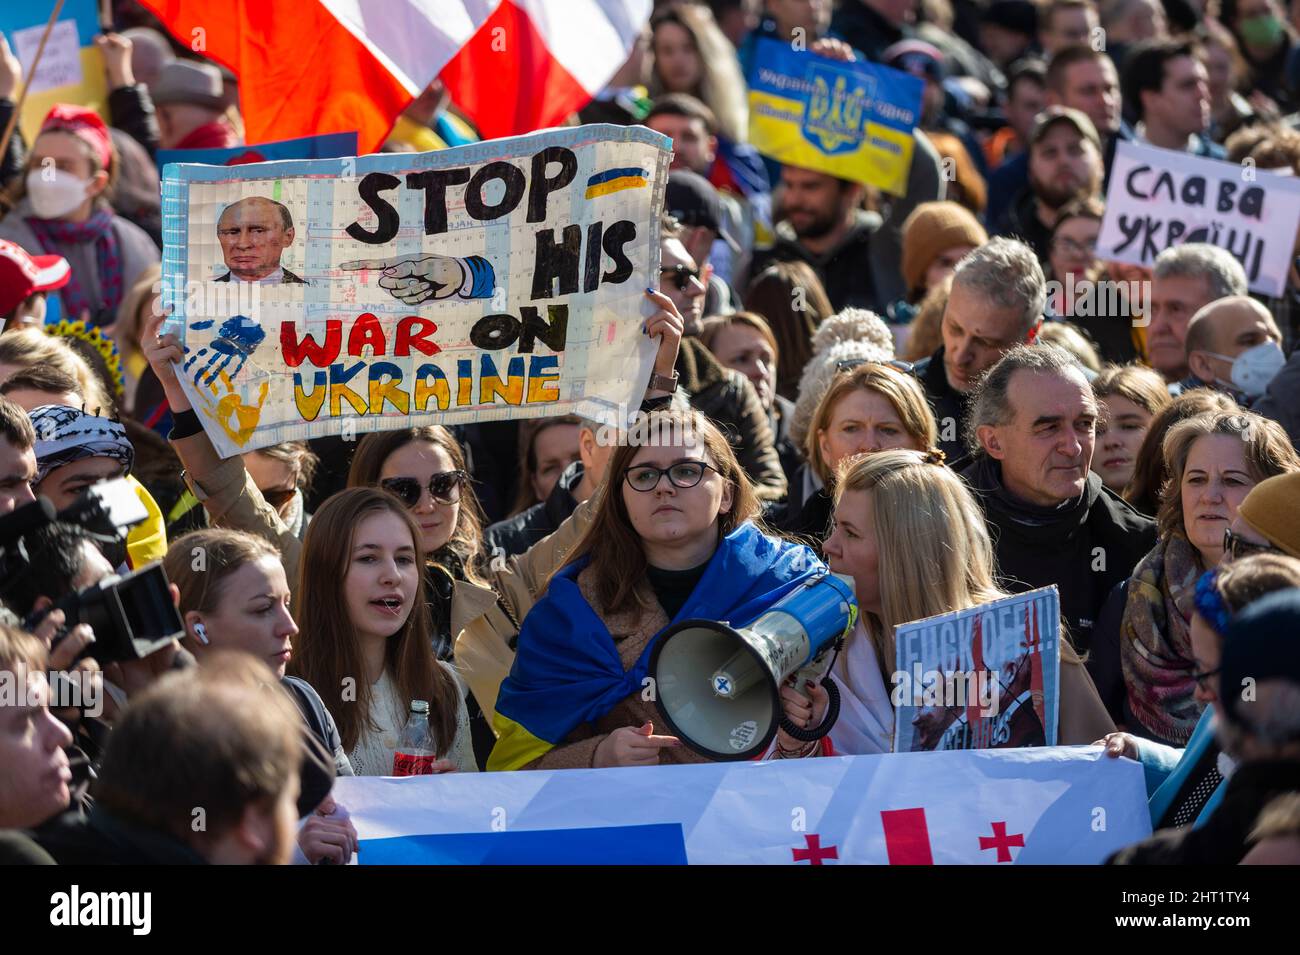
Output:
[
  {"xmin": 259, "ymin": 485, "xmax": 298, "ymax": 510},
  {"xmin": 624, "ymin": 460, "xmax": 718, "ymax": 492},
  {"xmin": 1223, "ymin": 526, "xmax": 1279, "ymax": 563},
  {"xmin": 380, "ymin": 470, "xmax": 468, "ymax": 507},
  {"xmin": 835, "ymin": 357, "xmax": 915, "ymax": 374},
  {"xmin": 660, "ymin": 264, "xmax": 702, "ymax": 292},
  {"xmin": 1190, "ymin": 667, "xmax": 1221, "ymax": 692}
]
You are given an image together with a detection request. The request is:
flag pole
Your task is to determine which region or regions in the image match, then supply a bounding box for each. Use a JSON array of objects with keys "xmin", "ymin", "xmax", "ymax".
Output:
[{"xmin": 0, "ymin": 0, "xmax": 68, "ymax": 168}]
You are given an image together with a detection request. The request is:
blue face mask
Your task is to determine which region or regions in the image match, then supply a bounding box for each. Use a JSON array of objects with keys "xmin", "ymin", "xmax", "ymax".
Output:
[{"xmin": 1202, "ymin": 340, "xmax": 1286, "ymax": 397}]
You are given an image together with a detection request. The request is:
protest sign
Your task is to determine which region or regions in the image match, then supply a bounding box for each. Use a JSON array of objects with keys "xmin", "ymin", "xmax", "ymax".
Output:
[
  {"xmin": 1, "ymin": 0, "xmax": 108, "ymax": 142},
  {"xmin": 156, "ymin": 131, "xmax": 359, "ymax": 170},
  {"xmin": 159, "ymin": 124, "xmax": 671, "ymax": 458},
  {"xmin": 1097, "ymin": 140, "xmax": 1300, "ymax": 296},
  {"xmin": 747, "ymin": 37, "xmax": 922, "ymax": 196},
  {"xmin": 332, "ymin": 746, "xmax": 1149, "ymax": 864},
  {"xmin": 893, "ymin": 586, "xmax": 1061, "ymax": 753}
]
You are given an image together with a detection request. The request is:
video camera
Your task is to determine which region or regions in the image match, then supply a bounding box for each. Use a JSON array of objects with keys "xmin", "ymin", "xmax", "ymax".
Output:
[{"xmin": 0, "ymin": 478, "xmax": 184, "ymax": 663}]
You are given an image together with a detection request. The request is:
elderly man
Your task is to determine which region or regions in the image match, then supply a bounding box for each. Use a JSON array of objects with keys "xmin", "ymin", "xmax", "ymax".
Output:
[
  {"xmin": 215, "ymin": 196, "xmax": 305, "ymax": 284},
  {"xmin": 914, "ymin": 237, "xmax": 1046, "ymax": 466},
  {"xmin": 961, "ymin": 344, "xmax": 1156, "ymax": 649},
  {"xmin": 1183, "ymin": 296, "xmax": 1286, "ymax": 403},
  {"xmin": 1147, "ymin": 243, "xmax": 1248, "ymax": 385}
]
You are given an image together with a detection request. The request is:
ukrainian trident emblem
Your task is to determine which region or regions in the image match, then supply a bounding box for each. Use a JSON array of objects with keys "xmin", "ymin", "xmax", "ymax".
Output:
[{"xmin": 803, "ymin": 63, "xmax": 872, "ymax": 155}]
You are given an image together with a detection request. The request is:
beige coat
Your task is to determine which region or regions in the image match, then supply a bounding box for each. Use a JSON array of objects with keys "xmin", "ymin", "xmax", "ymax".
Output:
[{"xmin": 171, "ymin": 429, "xmax": 590, "ymax": 721}]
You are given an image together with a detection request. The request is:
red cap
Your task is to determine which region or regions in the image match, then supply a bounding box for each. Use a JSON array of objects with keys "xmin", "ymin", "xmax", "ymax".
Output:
[
  {"xmin": 39, "ymin": 104, "xmax": 113, "ymax": 171},
  {"xmin": 0, "ymin": 239, "xmax": 71, "ymax": 317}
]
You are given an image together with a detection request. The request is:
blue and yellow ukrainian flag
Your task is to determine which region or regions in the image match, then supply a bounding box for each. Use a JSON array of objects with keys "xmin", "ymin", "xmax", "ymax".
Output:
[
  {"xmin": 584, "ymin": 167, "xmax": 649, "ymax": 199},
  {"xmin": 747, "ymin": 37, "xmax": 923, "ymax": 197},
  {"xmin": 487, "ymin": 522, "xmax": 825, "ymax": 771}
]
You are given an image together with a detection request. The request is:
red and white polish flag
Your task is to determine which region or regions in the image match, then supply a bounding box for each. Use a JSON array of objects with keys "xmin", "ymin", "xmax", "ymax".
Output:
[{"xmin": 142, "ymin": 0, "xmax": 652, "ymax": 150}]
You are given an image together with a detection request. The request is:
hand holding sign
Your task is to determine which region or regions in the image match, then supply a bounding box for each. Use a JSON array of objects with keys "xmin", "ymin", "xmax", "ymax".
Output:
[{"xmin": 339, "ymin": 253, "xmax": 496, "ymax": 304}]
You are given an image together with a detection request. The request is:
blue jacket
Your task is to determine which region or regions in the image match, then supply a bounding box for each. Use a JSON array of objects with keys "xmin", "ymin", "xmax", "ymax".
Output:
[{"xmin": 1139, "ymin": 705, "xmax": 1227, "ymax": 829}]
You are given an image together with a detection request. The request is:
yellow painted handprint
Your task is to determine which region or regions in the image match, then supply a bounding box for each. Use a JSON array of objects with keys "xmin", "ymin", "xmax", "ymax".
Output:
[{"xmin": 199, "ymin": 370, "xmax": 270, "ymax": 447}]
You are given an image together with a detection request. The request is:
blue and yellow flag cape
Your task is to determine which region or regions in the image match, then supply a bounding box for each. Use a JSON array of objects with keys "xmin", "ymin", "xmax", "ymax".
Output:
[{"xmin": 488, "ymin": 522, "xmax": 823, "ymax": 771}]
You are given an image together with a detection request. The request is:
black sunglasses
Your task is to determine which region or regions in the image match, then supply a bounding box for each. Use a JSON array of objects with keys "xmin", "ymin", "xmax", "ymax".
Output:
[
  {"xmin": 624, "ymin": 460, "xmax": 718, "ymax": 492},
  {"xmin": 835, "ymin": 357, "xmax": 916, "ymax": 374},
  {"xmin": 380, "ymin": 470, "xmax": 468, "ymax": 507},
  {"xmin": 660, "ymin": 264, "xmax": 702, "ymax": 292},
  {"xmin": 1223, "ymin": 527, "xmax": 1279, "ymax": 563},
  {"xmin": 259, "ymin": 485, "xmax": 298, "ymax": 510}
]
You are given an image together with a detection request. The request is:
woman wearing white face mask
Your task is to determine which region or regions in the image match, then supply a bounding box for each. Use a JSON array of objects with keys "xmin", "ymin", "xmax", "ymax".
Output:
[{"xmin": 0, "ymin": 104, "xmax": 158, "ymax": 328}]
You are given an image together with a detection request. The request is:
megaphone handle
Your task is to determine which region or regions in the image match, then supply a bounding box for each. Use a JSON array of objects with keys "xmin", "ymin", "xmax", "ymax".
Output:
[{"xmin": 777, "ymin": 676, "xmax": 841, "ymax": 743}]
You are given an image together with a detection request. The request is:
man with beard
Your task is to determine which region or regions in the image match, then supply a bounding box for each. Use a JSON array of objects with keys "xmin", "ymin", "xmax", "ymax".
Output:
[
  {"xmin": 748, "ymin": 164, "xmax": 883, "ymax": 313},
  {"xmin": 994, "ymin": 106, "xmax": 1103, "ymax": 263}
]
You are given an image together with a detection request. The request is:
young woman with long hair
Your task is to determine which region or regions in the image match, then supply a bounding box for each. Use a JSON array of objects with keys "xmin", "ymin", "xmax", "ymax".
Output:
[
  {"xmin": 822, "ymin": 449, "xmax": 1115, "ymax": 755},
  {"xmin": 288, "ymin": 488, "xmax": 475, "ymax": 777},
  {"xmin": 490, "ymin": 408, "xmax": 832, "ymax": 771}
]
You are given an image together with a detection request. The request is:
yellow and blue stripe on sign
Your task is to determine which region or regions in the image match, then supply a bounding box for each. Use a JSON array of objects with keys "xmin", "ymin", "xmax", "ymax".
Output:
[
  {"xmin": 585, "ymin": 167, "xmax": 649, "ymax": 198},
  {"xmin": 747, "ymin": 37, "xmax": 922, "ymax": 196}
]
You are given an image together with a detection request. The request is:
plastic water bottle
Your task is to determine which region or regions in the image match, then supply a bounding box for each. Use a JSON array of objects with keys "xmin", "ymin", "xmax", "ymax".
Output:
[{"xmin": 392, "ymin": 700, "xmax": 437, "ymax": 775}]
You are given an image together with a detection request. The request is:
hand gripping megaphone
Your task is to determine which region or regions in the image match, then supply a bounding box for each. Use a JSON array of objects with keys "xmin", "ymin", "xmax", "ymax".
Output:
[{"xmin": 648, "ymin": 571, "xmax": 857, "ymax": 761}]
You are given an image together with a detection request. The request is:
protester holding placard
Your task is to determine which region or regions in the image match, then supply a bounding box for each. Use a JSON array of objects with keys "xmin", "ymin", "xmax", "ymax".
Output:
[
  {"xmin": 822, "ymin": 448, "xmax": 1114, "ymax": 755},
  {"xmin": 1119, "ymin": 409, "xmax": 1299, "ymax": 745}
]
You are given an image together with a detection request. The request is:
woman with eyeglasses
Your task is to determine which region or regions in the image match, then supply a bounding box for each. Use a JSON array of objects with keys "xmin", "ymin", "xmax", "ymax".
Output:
[
  {"xmin": 1098, "ymin": 553, "xmax": 1300, "ymax": 831},
  {"xmin": 1115, "ymin": 410, "xmax": 1300, "ymax": 746},
  {"xmin": 1046, "ymin": 197, "xmax": 1141, "ymax": 364},
  {"xmin": 772, "ymin": 361, "xmax": 937, "ymax": 552},
  {"xmin": 489, "ymin": 408, "xmax": 832, "ymax": 771}
]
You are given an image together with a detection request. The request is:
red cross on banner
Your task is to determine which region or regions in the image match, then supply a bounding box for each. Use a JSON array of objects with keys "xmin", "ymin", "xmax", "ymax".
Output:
[
  {"xmin": 979, "ymin": 821, "xmax": 1025, "ymax": 862},
  {"xmin": 791, "ymin": 834, "xmax": 838, "ymax": 865}
]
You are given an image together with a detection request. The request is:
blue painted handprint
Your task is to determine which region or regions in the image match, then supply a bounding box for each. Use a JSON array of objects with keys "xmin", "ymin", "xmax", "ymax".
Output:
[{"xmin": 183, "ymin": 315, "xmax": 266, "ymax": 387}]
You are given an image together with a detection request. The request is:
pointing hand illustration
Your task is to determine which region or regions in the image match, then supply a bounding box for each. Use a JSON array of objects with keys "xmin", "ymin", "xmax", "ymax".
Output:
[{"xmin": 339, "ymin": 253, "xmax": 496, "ymax": 304}]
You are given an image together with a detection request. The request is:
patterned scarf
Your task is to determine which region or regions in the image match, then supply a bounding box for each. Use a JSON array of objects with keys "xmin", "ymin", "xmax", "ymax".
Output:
[
  {"xmin": 29, "ymin": 404, "xmax": 135, "ymax": 484},
  {"xmin": 1121, "ymin": 531, "xmax": 1205, "ymax": 744},
  {"xmin": 25, "ymin": 209, "xmax": 123, "ymax": 324}
]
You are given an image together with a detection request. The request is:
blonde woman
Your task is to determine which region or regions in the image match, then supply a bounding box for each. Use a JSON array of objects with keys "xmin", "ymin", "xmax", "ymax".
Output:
[
  {"xmin": 822, "ymin": 449, "xmax": 1115, "ymax": 755},
  {"xmin": 106, "ymin": 265, "xmax": 160, "ymax": 417},
  {"xmin": 774, "ymin": 361, "xmax": 936, "ymax": 548}
]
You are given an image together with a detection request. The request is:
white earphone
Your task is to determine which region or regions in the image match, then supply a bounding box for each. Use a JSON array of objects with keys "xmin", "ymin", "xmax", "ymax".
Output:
[{"xmin": 193, "ymin": 622, "xmax": 210, "ymax": 645}]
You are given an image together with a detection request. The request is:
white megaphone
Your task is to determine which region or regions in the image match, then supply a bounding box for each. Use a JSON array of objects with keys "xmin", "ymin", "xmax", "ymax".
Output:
[{"xmin": 648, "ymin": 571, "xmax": 857, "ymax": 761}]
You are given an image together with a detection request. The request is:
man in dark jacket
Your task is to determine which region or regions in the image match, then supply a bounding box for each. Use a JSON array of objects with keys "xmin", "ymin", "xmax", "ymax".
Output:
[
  {"xmin": 913, "ymin": 236, "xmax": 1046, "ymax": 467},
  {"xmin": 661, "ymin": 218, "xmax": 786, "ymax": 501},
  {"xmin": 748, "ymin": 164, "xmax": 884, "ymax": 314},
  {"xmin": 962, "ymin": 343, "xmax": 1156, "ymax": 651},
  {"xmin": 487, "ymin": 458, "xmax": 591, "ymax": 559},
  {"xmin": 1109, "ymin": 590, "xmax": 1300, "ymax": 864}
]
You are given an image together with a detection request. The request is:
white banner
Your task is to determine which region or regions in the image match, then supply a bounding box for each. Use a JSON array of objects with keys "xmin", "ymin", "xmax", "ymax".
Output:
[
  {"xmin": 332, "ymin": 747, "xmax": 1150, "ymax": 864},
  {"xmin": 1098, "ymin": 140, "xmax": 1300, "ymax": 296}
]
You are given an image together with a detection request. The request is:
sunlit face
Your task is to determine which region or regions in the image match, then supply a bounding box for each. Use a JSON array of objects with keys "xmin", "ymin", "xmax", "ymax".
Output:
[
  {"xmin": 190, "ymin": 556, "xmax": 298, "ymax": 679},
  {"xmin": 660, "ymin": 237, "xmax": 705, "ymax": 336},
  {"xmin": 1148, "ymin": 274, "xmax": 1214, "ymax": 379},
  {"xmin": 709, "ymin": 324, "xmax": 777, "ymax": 411},
  {"xmin": 0, "ymin": 438, "xmax": 37, "ymax": 515},
  {"xmin": 778, "ymin": 166, "xmax": 854, "ymax": 241},
  {"xmin": 0, "ymin": 663, "xmax": 73, "ymax": 828},
  {"xmin": 28, "ymin": 132, "xmax": 107, "ymax": 219},
  {"xmin": 1049, "ymin": 215, "xmax": 1101, "ymax": 283},
  {"xmin": 1190, "ymin": 304, "xmax": 1282, "ymax": 387},
  {"xmin": 653, "ymin": 22, "xmax": 703, "ymax": 92},
  {"xmin": 981, "ymin": 369, "xmax": 1097, "ymax": 507},
  {"xmin": 818, "ymin": 388, "xmax": 923, "ymax": 475},
  {"xmin": 243, "ymin": 450, "xmax": 298, "ymax": 519},
  {"xmin": 1028, "ymin": 124, "xmax": 1100, "ymax": 211},
  {"xmin": 530, "ymin": 423, "xmax": 581, "ymax": 503},
  {"xmin": 216, "ymin": 198, "xmax": 294, "ymax": 281},
  {"xmin": 1145, "ymin": 55, "xmax": 1210, "ymax": 138},
  {"xmin": 823, "ymin": 488, "xmax": 881, "ymax": 615},
  {"xmin": 1189, "ymin": 612, "xmax": 1222, "ymax": 707},
  {"xmin": 940, "ymin": 282, "xmax": 1028, "ymax": 393},
  {"xmin": 621, "ymin": 438, "xmax": 732, "ymax": 557},
  {"xmin": 342, "ymin": 510, "xmax": 420, "ymax": 642},
  {"xmin": 379, "ymin": 440, "xmax": 460, "ymax": 554},
  {"xmin": 645, "ymin": 113, "xmax": 715, "ymax": 175},
  {"xmin": 1180, "ymin": 434, "xmax": 1256, "ymax": 566},
  {"xmin": 1058, "ymin": 58, "xmax": 1122, "ymax": 136},
  {"xmin": 33, "ymin": 455, "xmax": 127, "ymax": 512},
  {"xmin": 1042, "ymin": 6, "xmax": 1098, "ymax": 53},
  {"xmin": 1092, "ymin": 395, "xmax": 1153, "ymax": 491},
  {"xmin": 923, "ymin": 245, "xmax": 976, "ymax": 294}
]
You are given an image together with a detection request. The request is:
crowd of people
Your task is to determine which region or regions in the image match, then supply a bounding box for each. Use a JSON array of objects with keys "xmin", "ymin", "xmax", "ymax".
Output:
[{"xmin": 2, "ymin": 0, "xmax": 1300, "ymax": 867}]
